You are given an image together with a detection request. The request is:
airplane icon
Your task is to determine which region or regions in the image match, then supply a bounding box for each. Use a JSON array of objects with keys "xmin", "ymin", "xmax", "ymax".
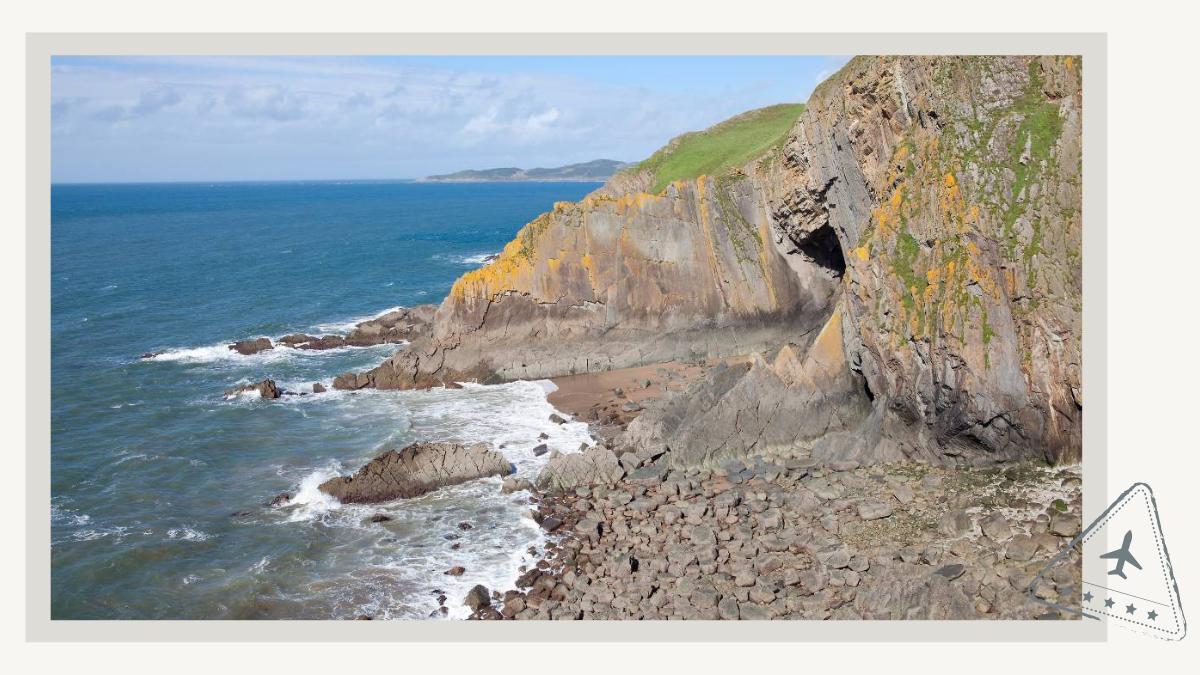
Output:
[{"xmin": 1100, "ymin": 529, "xmax": 1143, "ymax": 580}]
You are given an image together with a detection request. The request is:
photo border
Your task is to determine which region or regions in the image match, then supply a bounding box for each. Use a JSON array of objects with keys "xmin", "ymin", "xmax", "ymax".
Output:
[{"xmin": 27, "ymin": 32, "xmax": 1107, "ymax": 642}]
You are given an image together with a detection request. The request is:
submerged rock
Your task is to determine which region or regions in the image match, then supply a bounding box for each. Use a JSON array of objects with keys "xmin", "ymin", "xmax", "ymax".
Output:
[
  {"xmin": 297, "ymin": 335, "xmax": 347, "ymax": 350},
  {"xmin": 318, "ymin": 442, "xmax": 512, "ymax": 504},
  {"xmin": 224, "ymin": 378, "xmax": 281, "ymax": 400}
]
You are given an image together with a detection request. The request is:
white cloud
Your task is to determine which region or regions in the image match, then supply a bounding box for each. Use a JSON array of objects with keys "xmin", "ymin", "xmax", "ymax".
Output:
[{"xmin": 50, "ymin": 56, "xmax": 823, "ymax": 182}]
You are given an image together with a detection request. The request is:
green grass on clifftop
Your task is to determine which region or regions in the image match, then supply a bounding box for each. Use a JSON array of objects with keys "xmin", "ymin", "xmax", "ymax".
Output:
[{"xmin": 633, "ymin": 104, "xmax": 805, "ymax": 193}]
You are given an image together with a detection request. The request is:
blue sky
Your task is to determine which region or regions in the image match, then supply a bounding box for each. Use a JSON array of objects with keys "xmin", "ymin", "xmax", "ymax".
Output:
[{"xmin": 51, "ymin": 55, "xmax": 848, "ymax": 183}]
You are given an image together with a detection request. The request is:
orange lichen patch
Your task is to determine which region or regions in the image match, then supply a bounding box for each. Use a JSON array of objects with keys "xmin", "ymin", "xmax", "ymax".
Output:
[
  {"xmin": 449, "ymin": 236, "xmax": 535, "ymax": 303},
  {"xmin": 925, "ymin": 267, "xmax": 941, "ymax": 285},
  {"xmin": 1065, "ymin": 56, "xmax": 1075, "ymax": 71},
  {"xmin": 547, "ymin": 257, "xmax": 562, "ymax": 274},
  {"xmin": 922, "ymin": 284, "xmax": 938, "ymax": 305},
  {"xmin": 853, "ymin": 246, "xmax": 869, "ymax": 262},
  {"xmin": 614, "ymin": 191, "xmax": 664, "ymax": 214},
  {"xmin": 895, "ymin": 144, "xmax": 910, "ymax": 162},
  {"xmin": 947, "ymin": 260, "xmax": 957, "ymax": 276},
  {"xmin": 963, "ymin": 250, "xmax": 1002, "ymax": 301},
  {"xmin": 871, "ymin": 186, "xmax": 907, "ymax": 237}
]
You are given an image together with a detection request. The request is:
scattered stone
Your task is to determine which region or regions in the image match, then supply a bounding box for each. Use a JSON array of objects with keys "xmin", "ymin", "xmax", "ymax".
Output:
[
  {"xmin": 980, "ymin": 513, "xmax": 1012, "ymax": 541},
  {"xmin": 857, "ymin": 500, "xmax": 894, "ymax": 520},
  {"xmin": 549, "ymin": 413, "xmax": 567, "ymax": 424},
  {"xmin": 445, "ymin": 566, "xmax": 466, "ymax": 576},
  {"xmin": 938, "ymin": 510, "xmax": 973, "ymax": 537},
  {"xmin": 892, "ymin": 483, "xmax": 915, "ymax": 504},
  {"xmin": 934, "ymin": 564, "xmax": 966, "ymax": 580},
  {"xmin": 369, "ymin": 513, "xmax": 392, "ymax": 523},
  {"xmin": 312, "ymin": 382, "xmax": 326, "ymax": 394},
  {"xmin": 1005, "ymin": 535, "xmax": 1039, "ymax": 562},
  {"xmin": 1049, "ymin": 513, "xmax": 1080, "ymax": 537}
]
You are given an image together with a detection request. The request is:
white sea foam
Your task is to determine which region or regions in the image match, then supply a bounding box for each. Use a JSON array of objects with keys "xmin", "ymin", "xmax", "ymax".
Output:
[
  {"xmin": 166, "ymin": 526, "xmax": 212, "ymax": 542},
  {"xmin": 311, "ymin": 306, "xmax": 404, "ymax": 335},
  {"xmin": 257, "ymin": 378, "xmax": 594, "ymax": 618},
  {"xmin": 284, "ymin": 464, "xmax": 343, "ymax": 522},
  {"xmin": 142, "ymin": 304, "xmax": 410, "ymax": 365},
  {"xmin": 433, "ymin": 252, "xmax": 499, "ymax": 266}
]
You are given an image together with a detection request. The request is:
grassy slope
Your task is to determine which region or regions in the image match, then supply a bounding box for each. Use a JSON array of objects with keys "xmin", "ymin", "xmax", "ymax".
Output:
[{"xmin": 633, "ymin": 103, "xmax": 805, "ymax": 193}]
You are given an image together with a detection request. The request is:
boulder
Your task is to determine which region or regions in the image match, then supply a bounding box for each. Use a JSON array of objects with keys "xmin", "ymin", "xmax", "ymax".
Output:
[
  {"xmin": 464, "ymin": 584, "xmax": 491, "ymax": 611},
  {"xmin": 312, "ymin": 382, "xmax": 327, "ymax": 394},
  {"xmin": 229, "ymin": 337, "xmax": 273, "ymax": 355},
  {"xmin": 318, "ymin": 442, "xmax": 512, "ymax": 504}
]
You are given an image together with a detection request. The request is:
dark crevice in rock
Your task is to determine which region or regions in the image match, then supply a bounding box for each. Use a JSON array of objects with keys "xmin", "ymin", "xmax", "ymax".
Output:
[{"xmin": 793, "ymin": 223, "xmax": 846, "ymax": 277}]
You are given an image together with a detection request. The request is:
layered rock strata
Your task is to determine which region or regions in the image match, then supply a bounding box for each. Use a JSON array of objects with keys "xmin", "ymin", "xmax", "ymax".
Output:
[{"xmin": 344, "ymin": 55, "xmax": 1082, "ymax": 468}]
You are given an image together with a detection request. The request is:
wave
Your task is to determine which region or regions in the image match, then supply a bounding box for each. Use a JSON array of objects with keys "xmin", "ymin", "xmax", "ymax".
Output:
[
  {"xmin": 283, "ymin": 463, "xmax": 344, "ymax": 522},
  {"xmin": 433, "ymin": 252, "xmax": 499, "ymax": 266},
  {"xmin": 166, "ymin": 526, "xmax": 213, "ymax": 542},
  {"xmin": 143, "ymin": 338, "xmax": 399, "ymax": 366},
  {"xmin": 311, "ymin": 305, "xmax": 404, "ymax": 335},
  {"xmin": 141, "ymin": 304, "xmax": 410, "ymax": 365}
]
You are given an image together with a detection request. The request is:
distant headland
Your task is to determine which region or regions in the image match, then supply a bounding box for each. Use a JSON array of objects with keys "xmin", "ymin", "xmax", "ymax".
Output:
[{"xmin": 419, "ymin": 159, "xmax": 629, "ymax": 183}]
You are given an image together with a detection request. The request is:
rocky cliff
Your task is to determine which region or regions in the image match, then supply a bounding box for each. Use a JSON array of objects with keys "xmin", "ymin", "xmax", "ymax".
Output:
[
  {"xmin": 344, "ymin": 55, "xmax": 1082, "ymax": 467},
  {"xmin": 627, "ymin": 55, "xmax": 1082, "ymax": 468},
  {"xmin": 338, "ymin": 128, "xmax": 842, "ymax": 390}
]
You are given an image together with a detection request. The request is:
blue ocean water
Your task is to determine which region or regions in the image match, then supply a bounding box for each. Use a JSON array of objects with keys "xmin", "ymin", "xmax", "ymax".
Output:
[{"xmin": 51, "ymin": 180, "xmax": 601, "ymax": 619}]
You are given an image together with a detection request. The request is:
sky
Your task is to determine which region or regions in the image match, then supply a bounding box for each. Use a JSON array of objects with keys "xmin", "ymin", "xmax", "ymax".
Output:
[{"xmin": 50, "ymin": 55, "xmax": 849, "ymax": 183}]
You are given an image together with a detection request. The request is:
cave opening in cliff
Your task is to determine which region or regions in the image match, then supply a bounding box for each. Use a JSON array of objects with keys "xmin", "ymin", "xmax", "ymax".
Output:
[{"xmin": 796, "ymin": 224, "xmax": 846, "ymax": 277}]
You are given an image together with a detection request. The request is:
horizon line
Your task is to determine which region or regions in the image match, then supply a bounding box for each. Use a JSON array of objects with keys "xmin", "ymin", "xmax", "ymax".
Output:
[{"xmin": 49, "ymin": 177, "xmax": 612, "ymax": 187}]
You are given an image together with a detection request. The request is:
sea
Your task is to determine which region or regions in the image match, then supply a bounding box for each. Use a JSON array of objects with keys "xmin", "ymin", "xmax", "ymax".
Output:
[{"xmin": 50, "ymin": 180, "xmax": 602, "ymax": 619}]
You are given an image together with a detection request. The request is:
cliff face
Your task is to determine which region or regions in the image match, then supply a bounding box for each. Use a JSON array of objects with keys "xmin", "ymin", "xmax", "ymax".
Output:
[
  {"xmin": 350, "ymin": 154, "xmax": 842, "ymax": 390},
  {"xmin": 778, "ymin": 56, "xmax": 1082, "ymax": 464},
  {"xmin": 345, "ymin": 55, "xmax": 1082, "ymax": 467}
]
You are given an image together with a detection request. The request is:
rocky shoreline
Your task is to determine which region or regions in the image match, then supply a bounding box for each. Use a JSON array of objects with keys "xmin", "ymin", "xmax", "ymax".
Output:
[{"xmin": 473, "ymin": 449, "xmax": 1082, "ymax": 620}]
